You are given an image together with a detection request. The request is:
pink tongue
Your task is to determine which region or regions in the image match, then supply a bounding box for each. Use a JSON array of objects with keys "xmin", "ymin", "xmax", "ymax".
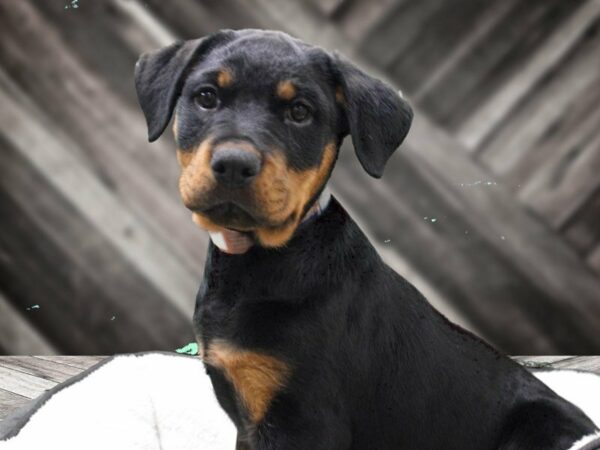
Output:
[
  {"xmin": 205, "ymin": 186, "xmax": 332, "ymax": 254},
  {"xmin": 208, "ymin": 229, "xmax": 254, "ymax": 254}
]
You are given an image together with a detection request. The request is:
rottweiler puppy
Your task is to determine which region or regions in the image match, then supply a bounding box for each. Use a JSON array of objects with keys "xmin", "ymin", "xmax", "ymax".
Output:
[{"xmin": 135, "ymin": 29, "xmax": 599, "ymax": 450}]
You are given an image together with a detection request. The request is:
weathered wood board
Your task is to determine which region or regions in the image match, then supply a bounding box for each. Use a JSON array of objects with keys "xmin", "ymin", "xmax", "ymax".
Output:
[{"xmin": 0, "ymin": 0, "xmax": 598, "ymax": 355}]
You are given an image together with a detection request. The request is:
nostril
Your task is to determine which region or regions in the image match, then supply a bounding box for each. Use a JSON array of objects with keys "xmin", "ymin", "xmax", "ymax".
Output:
[
  {"xmin": 212, "ymin": 161, "xmax": 227, "ymax": 175},
  {"xmin": 241, "ymin": 166, "xmax": 256, "ymax": 178}
]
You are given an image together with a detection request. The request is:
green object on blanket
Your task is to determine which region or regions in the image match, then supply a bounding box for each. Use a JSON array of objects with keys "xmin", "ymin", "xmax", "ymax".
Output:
[{"xmin": 176, "ymin": 342, "xmax": 199, "ymax": 355}]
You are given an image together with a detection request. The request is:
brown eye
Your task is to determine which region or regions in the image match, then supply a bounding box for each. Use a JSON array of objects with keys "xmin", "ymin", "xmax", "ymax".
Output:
[
  {"xmin": 289, "ymin": 102, "xmax": 311, "ymax": 123},
  {"xmin": 195, "ymin": 88, "xmax": 218, "ymax": 109}
]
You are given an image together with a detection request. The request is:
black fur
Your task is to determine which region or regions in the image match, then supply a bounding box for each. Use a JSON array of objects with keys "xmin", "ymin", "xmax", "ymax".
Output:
[
  {"xmin": 330, "ymin": 53, "xmax": 412, "ymax": 178},
  {"xmin": 196, "ymin": 199, "xmax": 596, "ymax": 449},
  {"xmin": 135, "ymin": 31, "xmax": 235, "ymax": 142},
  {"xmin": 135, "ymin": 29, "xmax": 598, "ymax": 449}
]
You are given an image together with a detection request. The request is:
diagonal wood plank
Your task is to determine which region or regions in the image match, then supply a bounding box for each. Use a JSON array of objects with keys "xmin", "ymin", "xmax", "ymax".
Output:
[
  {"xmin": 0, "ymin": 366, "xmax": 56, "ymax": 399},
  {"xmin": 359, "ymin": 0, "xmax": 444, "ymax": 69},
  {"xmin": 0, "ymin": 1, "xmax": 208, "ymax": 279},
  {"xmin": 549, "ymin": 356, "xmax": 600, "ymax": 374},
  {"xmin": 513, "ymin": 356, "xmax": 577, "ymax": 366},
  {"xmin": 563, "ymin": 189, "xmax": 600, "ymax": 256},
  {"xmin": 0, "ymin": 357, "xmax": 81, "ymax": 384},
  {"xmin": 588, "ymin": 240, "xmax": 600, "ymax": 273},
  {"xmin": 0, "ymin": 388, "xmax": 29, "ymax": 421},
  {"xmin": 457, "ymin": 0, "xmax": 600, "ymax": 150},
  {"xmin": 412, "ymin": 0, "xmax": 517, "ymax": 101},
  {"xmin": 477, "ymin": 24, "xmax": 600, "ymax": 178},
  {"xmin": 335, "ymin": 0, "xmax": 398, "ymax": 44},
  {"xmin": 0, "ymin": 74, "xmax": 196, "ymax": 319},
  {"xmin": 517, "ymin": 82, "xmax": 600, "ymax": 226},
  {"xmin": 389, "ymin": 0, "xmax": 503, "ymax": 96},
  {"xmin": 422, "ymin": 0, "xmax": 578, "ymax": 130},
  {"xmin": 34, "ymin": 356, "xmax": 106, "ymax": 371},
  {"xmin": 0, "ymin": 119, "xmax": 192, "ymax": 353}
]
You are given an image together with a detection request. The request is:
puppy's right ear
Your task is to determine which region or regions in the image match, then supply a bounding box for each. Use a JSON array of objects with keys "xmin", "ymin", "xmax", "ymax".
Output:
[{"xmin": 134, "ymin": 32, "xmax": 233, "ymax": 142}]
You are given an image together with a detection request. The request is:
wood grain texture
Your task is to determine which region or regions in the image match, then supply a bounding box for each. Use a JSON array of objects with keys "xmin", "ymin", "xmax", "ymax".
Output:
[
  {"xmin": 563, "ymin": 190, "xmax": 600, "ymax": 256},
  {"xmin": 0, "ymin": 0, "xmax": 598, "ymax": 355},
  {"xmin": 478, "ymin": 22, "xmax": 600, "ymax": 179},
  {"xmin": 420, "ymin": 0, "xmax": 580, "ymax": 130},
  {"xmin": 0, "ymin": 366, "xmax": 56, "ymax": 399},
  {"xmin": 33, "ymin": 356, "xmax": 106, "ymax": 371},
  {"xmin": 388, "ymin": 0, "xmax": 493, "ymax": 95},
  {"xmin": 0, "ymin": 93, "xmax": 193, "ymax": 353},
  {"xmin": 360, "ymin": 0, "xmax": 444, "ymax": 68},
  {"xmin": 335, "ymin": 0, "xmax": 399, "ymax": 43},
  {"xmin": 456, "ymin": 0, "xmax": 595, "ymax": 148},
  {"xmin": 548, "ymin": 356, "xmax": 600, "ymax": 373},
  {"xmin": 0, "ymin": 358, "xmax": 82, "ymax": 384},
  {"xmin": 0, "ymin": 389, "xmax": 29, "ymax": 421}
]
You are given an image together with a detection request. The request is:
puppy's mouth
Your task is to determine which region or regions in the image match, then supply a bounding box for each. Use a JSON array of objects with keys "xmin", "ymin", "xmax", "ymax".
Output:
[{"xmin": 199, "ymin": 202, "xmax": 259, "ymax": 230}]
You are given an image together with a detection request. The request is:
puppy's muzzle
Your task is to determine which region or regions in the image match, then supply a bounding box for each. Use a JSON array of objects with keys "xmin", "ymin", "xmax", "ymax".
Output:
[{"xmin": 211, "ymin": 145, "xmax": 262, "ymax": 189}]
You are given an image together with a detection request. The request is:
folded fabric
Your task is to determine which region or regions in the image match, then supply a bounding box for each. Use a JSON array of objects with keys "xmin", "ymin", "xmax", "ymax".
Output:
[{"xmin": 0, "ymin": 352, "xmax": 235, "ymax": 450}]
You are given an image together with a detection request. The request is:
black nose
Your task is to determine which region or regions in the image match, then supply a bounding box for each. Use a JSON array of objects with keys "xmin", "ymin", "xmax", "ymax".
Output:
[{"xmin": 211, "ymin": 148, "xmax": 261, "ymax": 187}]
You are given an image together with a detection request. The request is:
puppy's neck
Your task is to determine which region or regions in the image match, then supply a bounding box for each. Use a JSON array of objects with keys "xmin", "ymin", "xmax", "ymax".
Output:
[
  {"xmin": 200, "ymin": 196, "xmax": 378, "ymax": 305},
  {"xmin": 208, "ymin": 186, "xmax": 332, "ymax": 254}
]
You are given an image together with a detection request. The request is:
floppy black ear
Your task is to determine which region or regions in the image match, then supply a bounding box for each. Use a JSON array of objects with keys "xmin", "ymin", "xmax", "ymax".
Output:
[
  {"xmin": 332, "ymin": 54, "xmax": 413, "ymax": 178},
  {"xmin": 134, "ymin": 32, "xmax": 233, "ymax": 142}
]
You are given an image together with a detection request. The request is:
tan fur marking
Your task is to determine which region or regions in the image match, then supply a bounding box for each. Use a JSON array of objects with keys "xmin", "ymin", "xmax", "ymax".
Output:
[
  {"xmin": 217, "ymin": 69, "xmax": 233, "ymax": 88},
  {"xmin": 177, "ymin": 137, "xmax": 337, "ymax": 246},
  {"xmin": 205, "ymin": 340, "xmax": 291, "ymax": 424},
  {"xmin": 182, "ymin": 140, "xmax": 262, "ymax": 234},
  {"xmin": 176, "ymin": 149, "xmax": 193, "ymax": 168},
  {"xmin": 335, "ymin": 86, "xmax": 346, "ymax": 104},
  {"xmin": 178, "ymin": 139, "xmax": 215, "ymax": 208},
  {"xmin": 276, "ymin": 80, "xmax": 296, "ymax": 100},
  {"xmin": 254, "ymin": 142, "xmax": 337, "ymax": 247}
]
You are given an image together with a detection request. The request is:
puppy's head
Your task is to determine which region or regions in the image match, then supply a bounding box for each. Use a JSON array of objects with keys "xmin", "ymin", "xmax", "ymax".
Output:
[{"xmin": 135, "ymin": 29, "xmax": 412, "ymax": 247}]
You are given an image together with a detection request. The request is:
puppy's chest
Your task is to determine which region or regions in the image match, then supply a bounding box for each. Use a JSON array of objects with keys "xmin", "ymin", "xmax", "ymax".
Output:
[{"xmin": 197, "ymin": 296, "xmax": 293, "ymax": 425}]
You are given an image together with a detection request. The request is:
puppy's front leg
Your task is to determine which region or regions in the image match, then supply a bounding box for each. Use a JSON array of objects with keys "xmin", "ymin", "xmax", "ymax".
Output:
[
  {"xmin": 248, "ymin": 418, "xmax": 352, "ymax": 450},
  {"xmin": 236, "ymin": 433, "xmax": 252, "ymax": 450}
]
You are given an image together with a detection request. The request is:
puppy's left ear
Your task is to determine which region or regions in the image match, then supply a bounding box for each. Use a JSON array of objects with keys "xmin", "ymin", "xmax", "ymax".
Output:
[
  {"xmin": 332, "ymin": 54, "xmax": 413, "ymax": 178},
  {"xmin": 134, "ymin": 31, "xmax": 234, "ymax": 142}
]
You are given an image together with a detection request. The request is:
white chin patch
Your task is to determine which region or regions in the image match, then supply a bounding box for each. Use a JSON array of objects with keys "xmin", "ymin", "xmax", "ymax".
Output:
[{"xmin": 208, "ymin": 231, "xmax": 228, "ymax": 251}]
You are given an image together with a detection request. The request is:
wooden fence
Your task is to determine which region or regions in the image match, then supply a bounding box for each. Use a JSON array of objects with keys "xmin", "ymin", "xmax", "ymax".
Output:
[{"xmin": 0, "ymin": 0, "xmax": 599, "ymax": 354}]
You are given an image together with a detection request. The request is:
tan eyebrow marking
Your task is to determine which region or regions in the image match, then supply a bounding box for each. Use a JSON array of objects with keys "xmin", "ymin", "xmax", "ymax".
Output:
[
  {"xmin": 276, "ymin": 80, "xmax": 296, "ymax": 100},
  {"xmin": 217, "ymin": 68, "xmax": 233, "ymax": 88}
]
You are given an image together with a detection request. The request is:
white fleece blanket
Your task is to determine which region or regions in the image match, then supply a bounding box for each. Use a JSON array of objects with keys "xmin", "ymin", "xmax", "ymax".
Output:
[
  {"xmin": 0, "ymin": 353, "xmax": 598, "ymax": 449},
  {"xmin": 0, "ymin": 353, "xmax": 236, "ymax": 450}
]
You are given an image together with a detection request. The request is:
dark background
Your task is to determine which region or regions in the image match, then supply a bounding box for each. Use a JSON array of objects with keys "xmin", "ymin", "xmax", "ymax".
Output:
[{"xmin": 0, "ymin": 0, "xmax": 599, "ymax": 355}]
